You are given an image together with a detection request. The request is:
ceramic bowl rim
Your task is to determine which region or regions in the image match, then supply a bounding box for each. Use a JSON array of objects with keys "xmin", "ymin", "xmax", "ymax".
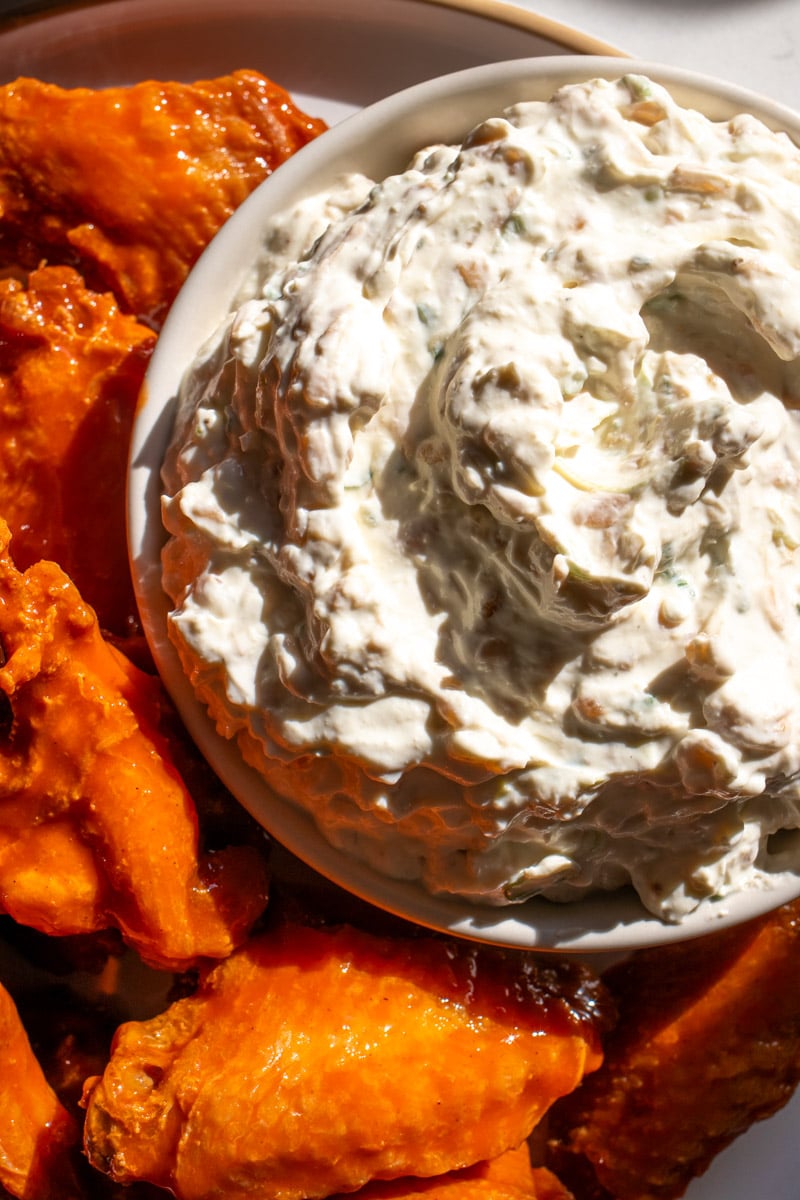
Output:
[{"xmin": 128, "ymin": 55, "xmax": 800, "ymax": 952}]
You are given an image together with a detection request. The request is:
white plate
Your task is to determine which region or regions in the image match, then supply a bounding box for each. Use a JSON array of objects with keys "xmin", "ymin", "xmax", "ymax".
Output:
[
  {"xmin": 0, "ymin": 4, "xmax": 797, "ymax": 1199},
  {"xmin": 0, "ymin": 0, "xmax": 622, "ymax": 117}
]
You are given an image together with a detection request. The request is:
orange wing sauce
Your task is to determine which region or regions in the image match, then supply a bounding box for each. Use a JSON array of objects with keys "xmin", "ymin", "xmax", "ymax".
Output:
[
  {"xmin": 0, "ymin": 981, "xmax": 83, "ymax": 1200},
  {"xmin": 0, "ymin": 519, "xmax": 269, "ymax": 970},
  {"xmin": 330, "ymin": 1144, "xmax": 574, "ymax": 1199},
  {"xmin": 545, "ymin": 898, "xmax": 800, "ymax": 1200},
  {"xmin": 0, "ymin": 71, "xmax": 325, "ymax": 638},
  {"xmin": 82, "ymin": 921, "xmax": 610, "ymax": 1199},
  {"xmin": 0, "ymin": 264, "xmax": 155, "ymax": 638},
  {"xmin": 0, "ymin": 71, "xmax": 327, "ymax": 326}
]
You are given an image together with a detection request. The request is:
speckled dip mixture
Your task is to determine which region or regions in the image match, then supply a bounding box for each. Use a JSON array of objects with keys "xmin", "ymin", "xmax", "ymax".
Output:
[{"xmin": 161, "ymin": 74, "xmax": 800, "ymax": 920}]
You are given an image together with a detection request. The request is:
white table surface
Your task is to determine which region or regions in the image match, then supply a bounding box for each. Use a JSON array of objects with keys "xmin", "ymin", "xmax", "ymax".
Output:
[{"xmin": 512, "ymin": 0, "xmax": 800, "ymax": 111}]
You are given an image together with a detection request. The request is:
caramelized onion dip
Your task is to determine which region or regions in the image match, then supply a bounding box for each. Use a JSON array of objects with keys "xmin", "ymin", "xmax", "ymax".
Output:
[{"xmin": 161, "ymin": 74, "xmax": 800, "ymax": 920}]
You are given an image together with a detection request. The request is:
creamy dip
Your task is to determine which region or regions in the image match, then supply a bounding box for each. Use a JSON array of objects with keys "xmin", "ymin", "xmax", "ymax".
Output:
[{"xmin": 161, "ymin": 74, "xmax": 800, "ymax": 920}]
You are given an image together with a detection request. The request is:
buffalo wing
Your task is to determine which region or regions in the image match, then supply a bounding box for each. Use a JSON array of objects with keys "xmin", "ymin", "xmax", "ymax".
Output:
[
  {"xmin": 0, "ymin": 71, "xmax": 326, "ymax": 325},
  {"xmin": 82, "ymin": 921, "xmax": 610, "ymax": 1199},
  {"xmin": 546, "ymin": 899, "xmax": 800, "ymax": 1200},
  {"xmin": 0, "ymin": 265, "xmax": 154, "ymax": 636},
  {"xmin": 0, "ymin": 520, "xmax": 269, "ymax": 969},
  {"xmin": 0, "ymin": 981, "xmax": 82, "ymax": 1200},
  {"xmin": 336, "ymin": 1145, "xmax": 573, "ymax": 1199}
]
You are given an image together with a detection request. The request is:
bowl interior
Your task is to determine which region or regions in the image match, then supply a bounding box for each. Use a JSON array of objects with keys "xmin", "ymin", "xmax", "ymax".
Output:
[{"xmin": 129, "ymin": 55, "xmax": 800, "ymax": 953}]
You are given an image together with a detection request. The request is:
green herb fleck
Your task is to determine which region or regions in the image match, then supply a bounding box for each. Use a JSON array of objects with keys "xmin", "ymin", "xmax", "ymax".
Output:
[{"xmin": 502, "ymin": 213, "xmax": 526, "ymax": 237}]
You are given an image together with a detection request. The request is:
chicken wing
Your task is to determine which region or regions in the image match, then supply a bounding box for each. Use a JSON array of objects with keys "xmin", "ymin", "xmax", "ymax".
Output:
[
  {"xmin": 545, "ymin": 898, "xmax": 800, "ymax": 1200},
  {"xmin": 82, "ymin": 921, "xmax": 610, "ymax": 1199},
  {"xmin": 0, "ymin": 71, "xmax": 326, "ymax": 325},
  {"xmin": 0, "ymin": 520, "xmax": 269, "ymax": 969},
  {"xmin": 0, "ymin": 980, "xmax": 82, "ymax": 1200},
  {"xmin": 333, "ymin": 1145, "xmax": 573, "ymax": 1199},
  {"xmin": 0, "ymin": 265, "xmax": 154, "ymax": 637}
]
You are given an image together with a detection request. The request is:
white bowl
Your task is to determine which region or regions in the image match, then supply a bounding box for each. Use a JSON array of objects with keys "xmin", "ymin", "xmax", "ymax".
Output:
[{"xmin": 129, "ymin": 55, "xmax": 800, "ymax": 953}]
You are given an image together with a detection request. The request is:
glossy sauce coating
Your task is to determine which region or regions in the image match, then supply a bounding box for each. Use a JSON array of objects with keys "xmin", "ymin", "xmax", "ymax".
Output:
[
  {"xmin": 0, "ymin": 519, "xmax": 269, "ymax": 969},
  {"xmin": 0, "ymin": 265, "xmax": 154, "ymax": 637},
  {"xmin": 333, "ymin": 1144, "xmax": 572, "ymax": 1198},
  {"xmin": 0, "ymin": 71, "xmax": 327, "ymax": 325},
  {"xmin": 0, "ymin": 981, "xmax": 82, "ymax": 1200},
  {"xmin": 83, "ymin": 921, "xmax": 609, "ymax": 1198}
]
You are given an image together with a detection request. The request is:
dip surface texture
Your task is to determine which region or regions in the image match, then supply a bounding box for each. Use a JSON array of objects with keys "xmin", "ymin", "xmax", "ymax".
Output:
[{"xmin": 161, "ymin": 75, "xmax": 800, "ymax": 920}]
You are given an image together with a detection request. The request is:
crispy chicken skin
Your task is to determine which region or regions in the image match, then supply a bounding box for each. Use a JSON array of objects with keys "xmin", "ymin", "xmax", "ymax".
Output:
[
  {"xmin": 0, "ymin": 981, "xmax": 82, "ymax": 1200},
  {"xmin": 0, "ymin": 265, "xmax": 154, "ymax": 637},
  {"xmin": 0, "ymin": 520, "xmax": 269, "ymax": 969},
  {"xmin": 0, "ymin": 71, "xmax": 326, "ymax": 325},
  {"xmin": 82, "ymin": 921, "xmax": 610, "ymax": 1199},
  {"xmin": 333, "ymin": 1145, "xmax": 573, "ymax": 1199},
  {"xmin": 545, "ymin": 899, "xmax": 800, "ymax": 1200}
]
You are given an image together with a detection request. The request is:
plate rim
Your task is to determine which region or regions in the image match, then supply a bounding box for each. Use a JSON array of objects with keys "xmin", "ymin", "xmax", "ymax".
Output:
[
  {"xmin": 398, "ymin": 0, "xmax": 625, "ymax": 57},
  {"xmin": 0, "ymin": 0, "xmax": 626, "ymax": 62}
]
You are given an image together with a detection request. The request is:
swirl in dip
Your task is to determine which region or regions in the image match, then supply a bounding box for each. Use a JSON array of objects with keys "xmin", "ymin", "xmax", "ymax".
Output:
[{"xmin": 161, "ymin": 75, "xmax": 800, "ymax": 921}]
